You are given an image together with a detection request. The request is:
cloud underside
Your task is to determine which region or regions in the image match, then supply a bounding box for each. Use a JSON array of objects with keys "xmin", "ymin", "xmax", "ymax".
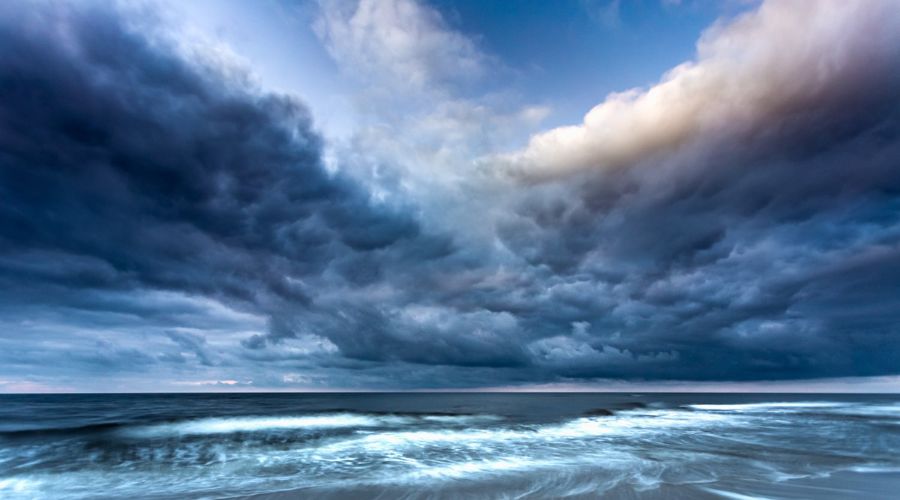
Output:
[{"xmin": 0, "ymin": 0, "xmax": 899, "ymax": 389}]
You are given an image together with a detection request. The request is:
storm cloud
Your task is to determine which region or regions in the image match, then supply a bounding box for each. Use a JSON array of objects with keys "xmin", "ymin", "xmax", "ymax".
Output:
[
  {"xmin": 0, "ymin": 0, "xmax": 899, "ymax": 390},
  {"xmin": 0, "ymin": 2, "xmax": 467, "ymax": 379},
  {"xmin": 492, "ymin": 0, "xmax": 900, "ymax": 380}
]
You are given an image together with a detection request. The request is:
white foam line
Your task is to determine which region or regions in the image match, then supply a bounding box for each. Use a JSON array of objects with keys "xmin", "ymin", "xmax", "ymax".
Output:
[
  {"xmin": 406, "ymin": 456, "xmax": 550, "ymax": 480},
  {"xmin": 422, "ymin": 415, "xmax": 502, "ymax": 423},
  {"xmin": 120, "ymin": 413, "xmax": 506, "ymax": 438},
  {"xmin": 122, "ymin": 414, "xmax": 411, "ymax": 438},
  {"xmin": 0, "ymin": 478, "xmax": 39, "ymax": 495},
  {"xmin": 690, "ymin": 402, "xmax": 849, "ymax": 412},
  {"xmin": 699, "ymin": 486, "xmax": 775, "ymax": 500},
  {"xmin": 316, "ymin": 410, "xmax": 738, "ymax": 455}
]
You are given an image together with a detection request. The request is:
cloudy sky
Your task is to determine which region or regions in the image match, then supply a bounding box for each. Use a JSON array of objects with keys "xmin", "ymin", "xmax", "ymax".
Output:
[{"xmin": 1, "ymin": 0, "xmax": 899, "ymax": 392}]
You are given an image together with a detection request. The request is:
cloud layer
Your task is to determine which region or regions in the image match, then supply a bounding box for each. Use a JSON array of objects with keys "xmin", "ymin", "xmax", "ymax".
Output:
[
  {"xmin": 0, "ymin": 1, "xmax": 457, "ymax": 387},
  {"xmin": 0, "ymin": 0, "xmax": 899, "ymax": 390},
  {"xmin": 492, "ymin": 0, "xmax": 900, "ymax": 380}
]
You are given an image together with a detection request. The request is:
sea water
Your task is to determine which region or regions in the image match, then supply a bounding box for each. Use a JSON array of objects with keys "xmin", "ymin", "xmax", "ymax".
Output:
[{"xmin": 1, "ymin": 393, "xmax": 898, "ymax": 498}]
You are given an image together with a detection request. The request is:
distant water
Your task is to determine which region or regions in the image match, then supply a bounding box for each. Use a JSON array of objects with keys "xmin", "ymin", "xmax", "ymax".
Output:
[{"xmin": 1, "ymin": 393, "xmax": 899, "ymax": 499}]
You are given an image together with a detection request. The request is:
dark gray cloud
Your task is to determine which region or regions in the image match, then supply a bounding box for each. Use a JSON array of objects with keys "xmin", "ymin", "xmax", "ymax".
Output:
[
  {"xmin": 0, "ymin": 1, "xmax": 531, "ymax": 389},
  {"xmin": 0, "ymin": 3, "xmax": 446, "ymax": 371},
  {"xmin": 0, "ymin": 0, "xmax": 899, "ymax": 390}
]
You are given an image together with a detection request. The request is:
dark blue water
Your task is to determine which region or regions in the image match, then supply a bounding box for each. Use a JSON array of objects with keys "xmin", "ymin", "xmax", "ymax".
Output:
[{"xmin": 1, "ymin": 393, "xmax": 899, "ymax": 499}]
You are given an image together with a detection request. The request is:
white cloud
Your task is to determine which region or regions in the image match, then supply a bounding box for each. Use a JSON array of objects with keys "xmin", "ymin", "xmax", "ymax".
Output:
[
  {"xmin": 497, "ymin": 0, "xmax": 900, "ymax": 180},
  {"xmin": 315, "ymin": 0, "xmax": 485, "ymax": 91},
  {"xmin": 314, "ymin": 0, "xmax": 549, "ymax": 247}
]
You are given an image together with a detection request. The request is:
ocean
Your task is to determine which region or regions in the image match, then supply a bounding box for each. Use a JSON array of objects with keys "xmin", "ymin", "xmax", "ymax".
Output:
[{"xmin": 1, "ymin": 393, "xmax": 898, "ymax": 499}]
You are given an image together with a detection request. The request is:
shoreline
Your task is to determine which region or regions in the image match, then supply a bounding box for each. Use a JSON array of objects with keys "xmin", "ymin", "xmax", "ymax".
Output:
[{"xmin": 240, "ymin": 470, "xmax": 900, "ymax": 499}]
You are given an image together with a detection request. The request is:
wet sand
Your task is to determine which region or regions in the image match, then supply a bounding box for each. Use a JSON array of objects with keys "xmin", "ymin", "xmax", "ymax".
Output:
[
  {"xmin": 693, "ymin": 470, "xmax": 900, "ymax": 499},
  {"xmin": 243, "ymin": 470, "xmax": 900, "ymax": 499}
]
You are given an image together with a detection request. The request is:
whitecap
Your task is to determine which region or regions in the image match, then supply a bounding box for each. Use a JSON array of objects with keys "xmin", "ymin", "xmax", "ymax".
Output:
[
  {"xmin": 121, "ymin": 414, "xmax": 413, "ymax": 438},
  {"xmin": 421, "ymin": 415, "xmax": 502, "ymax": 424},
  {"xmin": 689, "ymin": 402, "xmax": 849, "ymax": 412},
  {"xmin": 0, "ymin": 478, "xmax": 39, "ymax": 495},
  {"xmin": 699, "ymin": 486, "xmax": 775, "ymax": 500},
  {"xmin": 406, "ymin": 456, "xmax": 549, "ymax": 480}
]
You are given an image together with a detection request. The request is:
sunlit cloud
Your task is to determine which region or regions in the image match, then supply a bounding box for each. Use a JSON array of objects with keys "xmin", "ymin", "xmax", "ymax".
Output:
[{"xmin": 497, "ymin": 0, "xmax": 900, "ymax": 180}]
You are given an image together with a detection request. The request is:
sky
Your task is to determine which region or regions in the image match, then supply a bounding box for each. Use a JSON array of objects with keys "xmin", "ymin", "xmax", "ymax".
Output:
[{"xmin": 1, "ymin": 0, "xmax": 899, "ymax": 393}]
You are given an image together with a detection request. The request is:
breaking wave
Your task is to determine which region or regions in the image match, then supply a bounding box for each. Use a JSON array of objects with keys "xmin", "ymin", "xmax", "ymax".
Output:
[{"xmin": 121, "ymin": 414, "xmax": 412, "ymax": 438}]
